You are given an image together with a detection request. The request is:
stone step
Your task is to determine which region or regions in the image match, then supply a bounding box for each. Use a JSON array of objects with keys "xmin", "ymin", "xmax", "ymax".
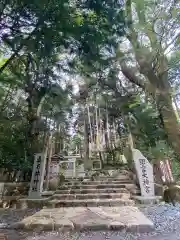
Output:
[
  {"xmin": 58, "ymin": 183, "xmax": 135, "ymax": 190},
  {"xmin": 98, "ymin": 176, "xmax": 132, "ymax": 180},
  {"xmin": 52, "ymin": 192, "xmax": 131, "ymax": 200},
  {"xmin": 55, "ymin": 188, "xmax": 129, "ymax": 194},
  {"xmin": 132, "ymin": 188, "xmax": 141, "ymax": 195},
  {"xmin": 64, "ymin": 178, "xmax": 132, "ymax": 184},
  {"xmin": 65, "ymin": 173, "xmax": 130, "ymax": 179},
  {"xmin": 63, "ymin": 180, "xmax": 133, "ymax": 185},
  {"xmin": 48, "ymin": 198, "xmax": 135, "ymax": 207},
  {"xmin": 64, "ymin": 173, "xmax": 132, "ymax": 181},
  {"xmin": 98, "ymin": 174, "xmax": 132, "ymax": 178},
  {"xmin": 12, "ymin": 206, "xmax": 154, "ymax": 232}
]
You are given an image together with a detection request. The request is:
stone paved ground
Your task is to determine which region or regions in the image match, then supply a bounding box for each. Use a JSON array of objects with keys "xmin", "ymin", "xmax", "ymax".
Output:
[
  {"xmin": 0, "ymin": 206, "xmax": 180, "ymax": 239},
  {"xmin": 9, "ymin": 206, "xmax": 153, "ymax": 232}
]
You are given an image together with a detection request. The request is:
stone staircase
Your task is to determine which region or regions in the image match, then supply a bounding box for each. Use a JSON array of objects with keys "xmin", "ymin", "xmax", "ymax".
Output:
[
  {"xmin": 14, "ymin": 164, "xmax": 157, "ymax": 232},
  {"xmin": 47, "ymin": 170, "xmax": 139, "ymax": 208},
  {"xmin": 16, "ymin": 169, "xmax": 155, "ymax": 233}
]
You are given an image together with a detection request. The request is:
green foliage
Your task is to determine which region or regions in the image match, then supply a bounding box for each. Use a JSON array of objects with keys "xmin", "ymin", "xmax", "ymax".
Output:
[
  {"xmin": 69, "ymin": 134, "xmax": 82, "ymax": 152},
  {"xmin": 129, "ymin": 101, "xmax": 166, "ymax": 148},
  {"xmin": 141, "ymin": 140, "xmax": 174, "ymax": 162},
  {"xmin": 0, "ymin": 116, "xmax": 31, "ymax": 170},
  {"xmin": 0, "ymin": 56, "xmax": 73, "ymax": 169},
  {"xmin": 1, "ymin": 0, "xmax": 179, "ymax": 178},
  {"xmin": 172, "ymin": 160, "xmax": 180, "ymax": 180}
]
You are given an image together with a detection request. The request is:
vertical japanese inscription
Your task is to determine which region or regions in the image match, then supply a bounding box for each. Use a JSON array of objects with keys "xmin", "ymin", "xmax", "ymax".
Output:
[
  {"xmin": 32, "ymin": 155, "xmax": 41, "ymax": 191},
  {"xmin": 139, "ymin": 158, "xmax": 150, "ymax": 194}
]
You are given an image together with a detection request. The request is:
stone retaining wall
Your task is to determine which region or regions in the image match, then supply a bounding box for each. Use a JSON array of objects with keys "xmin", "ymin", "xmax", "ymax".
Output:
[
  {"xmin": 2, "ymin": 182, "xmax": 29, "ymax": 196},
  {"xmin": 0, "ymin": 182, "xmax": 29, "ymax": 208}
]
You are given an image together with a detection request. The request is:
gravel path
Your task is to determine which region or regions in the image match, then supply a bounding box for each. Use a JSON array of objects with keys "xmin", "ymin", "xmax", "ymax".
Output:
[
  {"xmin": 1, "ymin": 230, "xmax": 179, "ymax": 240},
  {"xmin": 1, "ymin": 203, "xmax": 180, "ymax": 239}
]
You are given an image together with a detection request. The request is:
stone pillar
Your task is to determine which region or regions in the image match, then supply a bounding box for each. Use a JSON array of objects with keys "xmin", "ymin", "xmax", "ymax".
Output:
[
  {"xmin": 0, "ymin": 183, "xmax": 4, "ymax": 200},
  {"xmin": 28, "ymin": 153, "xmax": 47, "ymax": 199},
  {"xmin": 73, "ymin": 160, "xmax": 76, "ymax": 178},
  {"xmin": 132, "ymin": 149, "xmax": 155, "ymax": 197}
]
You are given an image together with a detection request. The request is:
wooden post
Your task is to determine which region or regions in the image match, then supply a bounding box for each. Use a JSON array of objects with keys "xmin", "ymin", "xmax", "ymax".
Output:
[
  {"xmin": 73, "ymin": 159, "xmax": 76, "ymax": 178},
  {"xmin": 44, "ymin": 133, "xmax": 53, "ymax": 190},
  {"xmin": 106, "ymin": 105, "xmax": 110, "ymax": 148},
  {"xmin": 95, "ymin": 105, "xmax": 99, "ymax": 151},
  {"xmin": 83, "ymin": 111, "xmax": 90, "ymax": 170}
]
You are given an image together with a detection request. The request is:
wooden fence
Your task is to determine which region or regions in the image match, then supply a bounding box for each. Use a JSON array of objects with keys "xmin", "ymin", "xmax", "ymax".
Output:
[{"xmin": 153, "ymin": 159, "xmax": 174, "ymax": 184}]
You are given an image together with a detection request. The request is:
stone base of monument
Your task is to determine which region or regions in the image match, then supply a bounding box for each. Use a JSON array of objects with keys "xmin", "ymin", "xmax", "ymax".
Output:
[
  {"xmin": 133, "ymin": 195, "xmax": 162, "ymax": 204},
  {"xmin": 41, "ymin": 191, "xmax": 55, "ymax": 197}
]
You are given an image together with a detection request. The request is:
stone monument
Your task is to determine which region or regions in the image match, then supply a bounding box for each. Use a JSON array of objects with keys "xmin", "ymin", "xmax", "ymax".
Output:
[
  {"xmin": 28, "ymin": 153, "xmax": 47, "ymax": 199},
  {"xmin": 0, "ymin": 182, "xmax": 4, "ymax": 200},
  {"xmin": 133, "ymin": 149, "xmax": 154, "ymax": 196},
  {"xmin": 132, "ymin": 149, "xmax": 161, "ymax": 203}
]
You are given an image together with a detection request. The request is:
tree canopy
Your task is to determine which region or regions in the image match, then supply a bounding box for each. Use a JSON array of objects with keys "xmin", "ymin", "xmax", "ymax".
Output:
[{"xmin": 0, "ymin": 0, "xmax": 180, "ymax": 176}]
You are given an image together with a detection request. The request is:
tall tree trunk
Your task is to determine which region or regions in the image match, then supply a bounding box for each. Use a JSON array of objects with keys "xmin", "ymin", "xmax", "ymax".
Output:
[
  {"xmin": 83, "ymin": 107, "xmax": 91, "ymax": 170},
  {"xmin": 156, "ymin": 93, "xmax": 180, "ymax": 156},
  {"xmin": 27, "ymin": 94, "xmax": 46, "ymax": 159},
  {"xmin": 45, "ymin": 133, "xmax": 53, "ymax": 190},
  {"xmin": 173, "ymin": 96, "xmax": 180, "ymax": 119}
]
